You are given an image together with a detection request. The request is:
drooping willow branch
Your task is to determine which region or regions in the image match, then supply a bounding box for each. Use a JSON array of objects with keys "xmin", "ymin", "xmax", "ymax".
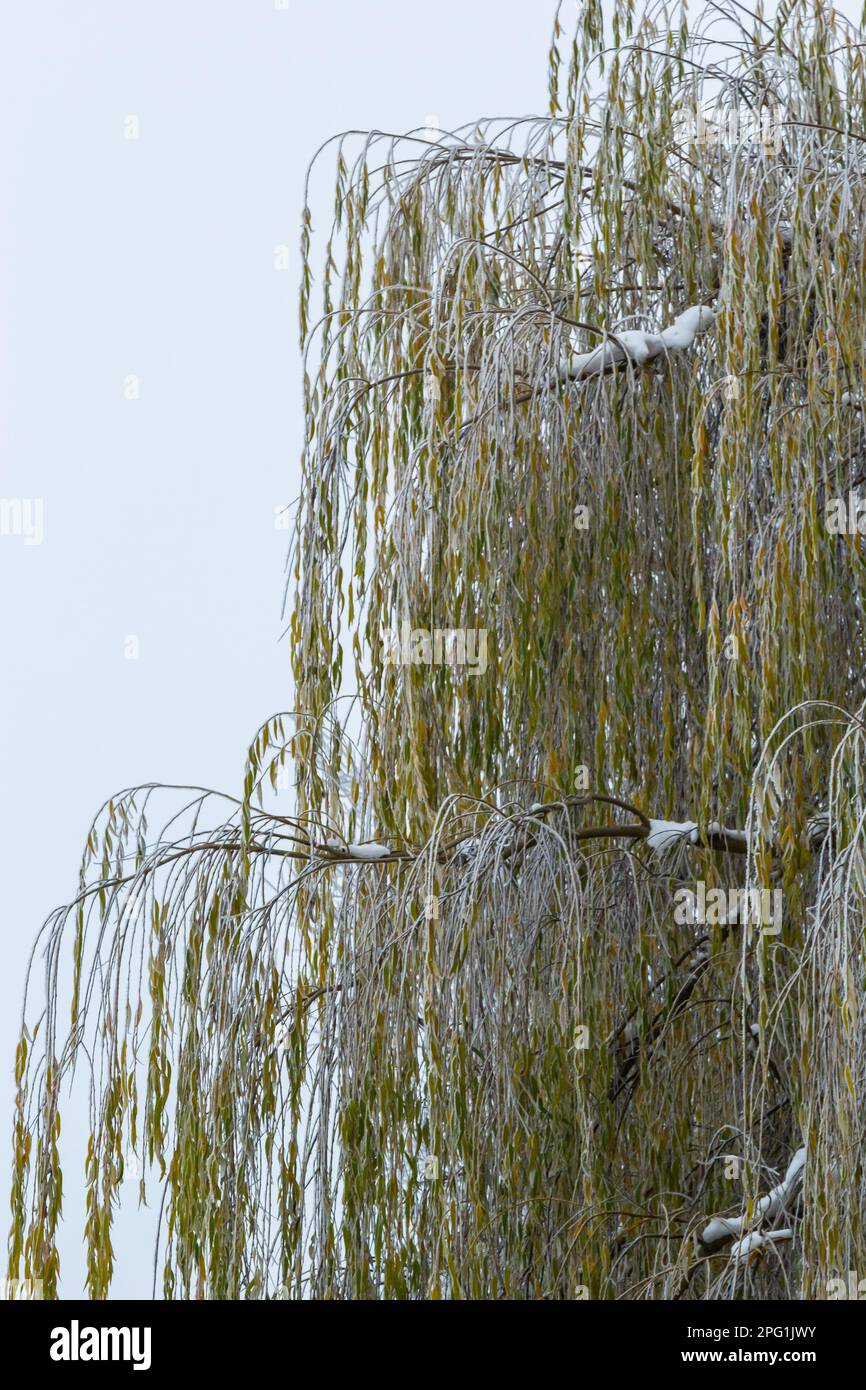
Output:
[{"xmin": 10, "ymin": 0, "xmax": 866, "ymax": 1301}]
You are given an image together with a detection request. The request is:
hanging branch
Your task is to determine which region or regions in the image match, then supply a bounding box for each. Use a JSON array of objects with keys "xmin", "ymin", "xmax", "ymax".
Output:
[{"xmin": 9, "ymin": 0, "xmax": 866, "ymax": 1301}]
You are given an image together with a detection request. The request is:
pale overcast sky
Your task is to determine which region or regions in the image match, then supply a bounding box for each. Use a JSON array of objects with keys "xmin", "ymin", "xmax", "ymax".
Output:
[
  {"xmin": 2, "ymin": 0, "xmax": 862, "ymax": 1300},
  {"xmin": 0, "ymin": 0, "xmax": 558, "ymax": 1297}
]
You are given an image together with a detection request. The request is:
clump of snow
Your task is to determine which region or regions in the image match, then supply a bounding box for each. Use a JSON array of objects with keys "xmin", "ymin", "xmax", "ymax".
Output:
[
  {"xmin": 321, "ymin": 839, "xmax": 391, "ymax": 860},
  {"xmin": 701, "ymin": 1214, "xmax": 746, "ymax": 1245},
  {"xmin": 778, "ymin": 1147, "xmax": 806, "ymax": 1195},
  {"xmin": 658, "ymin": 305, "xmax": 717, "ymax": 349},
  {"xmin": 644, "ymin": 815, "xmax": 750, "ymax": 858},
  {"xmin": 610, "ymin": 329, "xmax": 661, "ymax": 366},
  {"xmin": 646, "ymin": 819, "xmax": 698, "ymax": 855},
  {"xmin": 730, "ymin": 1228, "xmax": 793, "ymax": 1263},
  {"xmin": 706, "ymin": 821, "xmax": 748, "ymax": 844}
]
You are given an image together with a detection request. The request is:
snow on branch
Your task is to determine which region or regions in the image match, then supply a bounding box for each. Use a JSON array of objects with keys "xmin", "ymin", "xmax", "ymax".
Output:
[
  {"xmin": 554, "ymin": 305, "xmax": 717, "ymax": 387},
  {"xmin": 700, "ymin": 1147, "xmax": 806, "ymax": 1262}
]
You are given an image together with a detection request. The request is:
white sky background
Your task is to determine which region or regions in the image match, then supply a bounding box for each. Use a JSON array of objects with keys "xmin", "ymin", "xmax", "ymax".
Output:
[
  {"xmin": 0, "ymin": 0, "xmax": 558, "ymax": 1298},
  {"xmin": 2, "ymin": 0, "xmax": 863, "ymax": 1301}
]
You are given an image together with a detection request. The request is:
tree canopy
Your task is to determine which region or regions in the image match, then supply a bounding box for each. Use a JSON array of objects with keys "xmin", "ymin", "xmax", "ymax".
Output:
[{"xmin": 10, "ymin": 0, "xmax": 866, "ymax": 1299}]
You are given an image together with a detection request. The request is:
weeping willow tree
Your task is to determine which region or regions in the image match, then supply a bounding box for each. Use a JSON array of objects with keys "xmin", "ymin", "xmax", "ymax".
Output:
[{"xmin": 10, "ymin": 0, "xmax": 866, "ymax": 1301}]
